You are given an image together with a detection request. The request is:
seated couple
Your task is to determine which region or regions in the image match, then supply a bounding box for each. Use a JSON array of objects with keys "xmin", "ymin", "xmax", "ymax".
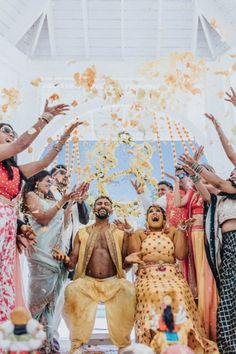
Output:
[{"xmin": 53, "ymin": 196, "xmax": 219, "ymax": 354}]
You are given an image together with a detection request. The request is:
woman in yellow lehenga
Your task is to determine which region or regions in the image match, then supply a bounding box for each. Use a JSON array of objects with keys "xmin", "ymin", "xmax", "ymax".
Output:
[{"xmin": 123, "ymin": 205, "xmax": 219, "ymax": 354}]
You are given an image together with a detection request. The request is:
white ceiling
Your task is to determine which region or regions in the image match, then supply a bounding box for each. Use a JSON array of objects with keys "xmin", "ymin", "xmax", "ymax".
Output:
[{"xmin": 0, "ymin": 0, "xmax": 235, "ymax": 61}]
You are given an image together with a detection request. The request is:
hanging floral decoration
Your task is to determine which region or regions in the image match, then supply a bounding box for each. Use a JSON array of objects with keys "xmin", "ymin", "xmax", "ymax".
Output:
[
  {"xmin": 166, "ymin": 115, "xmax": 177, "ymax": 166},
  {"xmin": 173, "ymin": 120, "xmax": 189, "ymax": 154},
  {"xmin": 77, "ymin": 132, "xmax": 156, "ymax": 217}
]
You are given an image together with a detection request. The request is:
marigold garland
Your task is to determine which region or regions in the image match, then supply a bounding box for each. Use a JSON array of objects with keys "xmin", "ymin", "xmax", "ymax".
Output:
[
  {"xmin": 153, "ymin": 117, "xmax": 165, "ymax": 179},
  {"xmin": 166, "ymin": 115, "xmax": 177, "ymax": 166},
  {"xmin": 182, "ymin": 125, "xmax": 196, "ymax": 154},
  {"xmin": 173, "ymin": 120, "xmax": 189, "ymax": 154}
]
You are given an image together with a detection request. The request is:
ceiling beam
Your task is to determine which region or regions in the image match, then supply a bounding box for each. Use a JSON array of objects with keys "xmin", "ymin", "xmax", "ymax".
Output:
[
  {"xmin": 199, "ymin": 15, "xmax": 216, "ymax": 60},
  {"xmin": 121, "ymin": 0, "xmax": 125, "ymax": 59},
  {"xmin": 191, "ymin": 0, "xmax": 199, "ymax": 54},
  {"xmin": 46, "ymin": 0, "xmax": 56, "ymax": 57},
  {"xmin": 82, "ymin": 0, "xmax": 89, "ymax": 59},
  {"xmin": 7, "ymin": 0, "xmax": 50, "ymax": 45},
  {"xmin": 30, "ymin": 13, "xmax": 46, "ymax": 57},
  {"xmin": 197, "ymin": 0, "xmax": 236, "ymax": 47},
  {"xmin": 156, "ymin": 0, "xmax": 163, "ymax": 58}
]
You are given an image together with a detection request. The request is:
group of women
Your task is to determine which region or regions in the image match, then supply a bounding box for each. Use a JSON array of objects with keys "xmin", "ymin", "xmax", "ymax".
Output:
[
  {"xmin": 0, "ymin": 89, "xmax": 236, "ymax": 354},
  {"xmin": 0, "ymin": 101, "xmax": 84, "ymax": 352}
]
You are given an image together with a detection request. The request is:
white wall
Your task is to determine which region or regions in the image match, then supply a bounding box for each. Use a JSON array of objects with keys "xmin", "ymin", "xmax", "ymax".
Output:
[{"xmin": 1, "ymin": 38, "xmax": 236, "ymax": 179}]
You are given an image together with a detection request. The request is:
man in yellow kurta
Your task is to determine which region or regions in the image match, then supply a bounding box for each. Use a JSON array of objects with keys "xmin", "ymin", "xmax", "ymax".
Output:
[{"xmin": 53, "ymin": 196, "xmax": 136, "ymax": 354}]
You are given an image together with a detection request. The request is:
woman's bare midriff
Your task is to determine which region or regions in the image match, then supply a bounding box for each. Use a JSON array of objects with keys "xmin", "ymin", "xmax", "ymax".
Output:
[{"xmin": 221, "ymin": 219, "xmax": 236, "ymax": 233}]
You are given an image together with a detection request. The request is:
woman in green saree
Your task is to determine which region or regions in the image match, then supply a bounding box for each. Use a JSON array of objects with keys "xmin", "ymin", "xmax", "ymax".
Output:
[{"xmin": 22, "ymin": 170, "xmax": 76, "ymax": 353}]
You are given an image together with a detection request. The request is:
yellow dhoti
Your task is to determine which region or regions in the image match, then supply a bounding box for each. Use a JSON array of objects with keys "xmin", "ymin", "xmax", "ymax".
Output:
[{"xmin": 64, "ymin": 276, "xmax": 136, "ymax": 353}]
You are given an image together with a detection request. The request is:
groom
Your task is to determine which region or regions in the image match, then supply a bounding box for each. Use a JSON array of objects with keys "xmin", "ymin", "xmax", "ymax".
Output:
[{"xmin": 53, "ymin": 196, "xmax": 136, "ymax": 354}]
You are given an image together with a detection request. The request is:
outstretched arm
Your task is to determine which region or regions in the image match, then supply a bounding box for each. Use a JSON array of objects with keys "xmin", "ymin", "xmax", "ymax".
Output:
[
  {"xmin": 19, "ymin": 121, "xmax": 82, "ymax": 178},
  {"xmin": 0, "ymin": 101, "xmax": 69, "ymax": 162},
  {"xmin": 179, "ymin": 154, "xmax": 236, "ymax": 194},
  {"xmin": 178, "ymin": 163, "xmax": 211, "ymax": 203},
  {"xmin": 25, "ymin": 190, "xmax": 76, "ymax": 226},
  {"xmin": 205, "ymin": 111, "xmax": 236, "ymax": 166}
]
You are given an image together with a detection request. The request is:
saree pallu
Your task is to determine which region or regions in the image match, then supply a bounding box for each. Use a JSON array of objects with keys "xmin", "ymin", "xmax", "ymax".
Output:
[
  {"xmin": 0, "ymin": 202, "xmax": 26, "ymax": 323},
  {"xmin": 27, "ymin": 198, "xmax": 67, "ymax": 353},
  {"xmin": 191, "ymin": 227, "xmax": 218, "ymax": 341},
  {"xmin": 217, "ymin": 230, "xmax": 236, "ymax": 354},
  {"xmin": 28, "ymin": 260, "xmax": 67, "ymax": 354},
  {"xmin": 135, "ymin": 264, "xmax": 219, "ymax": 354}
]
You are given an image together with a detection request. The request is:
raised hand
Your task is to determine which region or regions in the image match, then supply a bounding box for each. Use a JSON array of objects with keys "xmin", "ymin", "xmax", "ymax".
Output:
[
  {"xmin": 43, "ymin": 99, "xmax": 70, "ymax": 117},
  {"xmin": 72, "ymin": 182, "xmax": 90, "ymax": 203},
  {"xmin": 65, "ymin": 120, "xmax": 84, "ymax": 134},
  {"xmin": 54, "ymin": 120, "xmax": 83, "ymax": 154},
  {"xmin": 225, "ymin": 87, "xmax": 236, "ymax": 107},
  {"xmin": 113, "ymin": 219, "xmax": 133, "ymax": 233},
  {"xmin": 204, "ymin": 113, "xmax": 220, "ymax": 128},
  {"xmin": 125, "ymin": 251, "xmax": 144, "ymax": 265},
  {"xmin": 61, "ymin": 189, "xmax": 79, "ymax": 205},
  {"xmin": 193, "ymin": 145, "xmax": 204, "ymax": 162},
  {"xmin": 130, "ymin": 180, "xmax": 144, "ymax": 194},
  {"xmin": 179, "ymin": 154, "xmax": 196, "ymax": 167},
  {"xmin": 177, "ymin": 163, "xmax": 195, "ymax": 176}
]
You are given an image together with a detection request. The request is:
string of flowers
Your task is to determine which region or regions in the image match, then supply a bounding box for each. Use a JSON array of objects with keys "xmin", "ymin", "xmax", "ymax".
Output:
[
  {"xmin": 166, "ymin": 115, "xmax": 177, "ymax": 166},
  {"xmin": 75, "ymin": 140, "xmax": 81, "ymax": 183},
  {"xmin": 68, "ymin": 143, "xmax": 76, "ymax": 178},
  {"xmin": 153, "ymin": 116, "xmax": 165, "ymax": 179},
  {"xmin": 181, "ymin": 125, "xmax": 196, "ymax": 154},
  {"xmin": 64, "ymin": 140, "xmax": 70, "ymax": 170},
  {"xmin": 173, "ymin": 120, "xmax": 189, "ymax": 154}
]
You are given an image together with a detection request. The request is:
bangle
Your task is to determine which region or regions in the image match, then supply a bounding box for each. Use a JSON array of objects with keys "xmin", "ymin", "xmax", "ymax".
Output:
[
  {"xmin": 190, "ymin": 174, "xmax": 201, "ymax": 184},
  {"xmin": 191, "ymin": 162, "xmax": 203, "ymax": 174},
  {"xmin": 59, "ymin": 135, "xmax": 70, "ymax": 144},
  {"xmin": 39, "ymin": 112, "xmax": 54, "ymax": 124},
  {"xmin": 177, "ymin": 224, "xmax": 187, "ymax": 231},
  {"xmin": 53, "ymin": 144, "xmax": 62, "ymax": 153},
  {"xmin": 55, "ymin": 202, "xmax": 61, "ymax": 210}
]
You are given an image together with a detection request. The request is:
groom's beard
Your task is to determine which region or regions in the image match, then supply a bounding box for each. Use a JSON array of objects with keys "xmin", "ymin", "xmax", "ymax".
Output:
[{"xmin": 95, "ymin": 208, "xmax": 110, "ymax": 219}]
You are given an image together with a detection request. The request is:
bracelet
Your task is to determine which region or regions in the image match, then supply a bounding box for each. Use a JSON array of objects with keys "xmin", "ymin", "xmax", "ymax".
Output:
[
  {"xmin": 55, "ymin": 202, "xmax": 61, "ymax": 210},
  {"xmin": 191, "ymin": 162, "xmax": 203, "ymax": 174},
  {"xmin": 53, "ymin": 144, "xmax": 62, "ymax": 153},
  {"xmin": 59, "ymin": 135, "xmax": 70, "ymax": 144},
  {"xmin": 177, "ymin": 224, "xmax": 187, "ymax": 231},
  {"xmin": 190, "ymin": 174, "xmax": 201, "ymax": 184},
  {"xmin": 39, "ymin": 112, "xmax": 54, "ymax": 124}
]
